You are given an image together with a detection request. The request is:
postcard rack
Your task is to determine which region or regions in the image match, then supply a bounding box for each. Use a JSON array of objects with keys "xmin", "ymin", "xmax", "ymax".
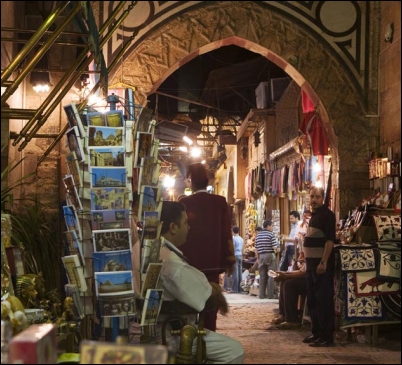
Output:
[{"xmin": 61, "ymin": 94, "xmax": 167, "ymax": 344}]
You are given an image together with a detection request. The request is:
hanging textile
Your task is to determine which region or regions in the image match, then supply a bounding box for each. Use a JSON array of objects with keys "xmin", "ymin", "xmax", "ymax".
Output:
[
  {"xmin": 300, "ymin": 111, "xmax": 329, "ymax": 156},
  {"xmin": 301, "ymin": 90, "xmax": 315, "ymax": 113},
  {"xmin": 287, "ymin": 162, "xmax": 294, "ymax": 200}
]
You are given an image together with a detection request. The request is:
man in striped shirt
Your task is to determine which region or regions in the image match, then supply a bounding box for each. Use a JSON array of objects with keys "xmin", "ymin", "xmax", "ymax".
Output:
[{"xmin": 254, "ymin": 220, "xmax": 278, "ymax": 299}]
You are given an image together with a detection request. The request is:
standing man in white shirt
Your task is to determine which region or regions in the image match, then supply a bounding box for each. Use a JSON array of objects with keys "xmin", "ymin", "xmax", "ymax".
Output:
[
  {"xmin": 229, "ymin": 227, "xmax": 244, "ymax": 293},
  {"xmin": 279, "ymin": 211, "xmax": 301, "ymax": 271}
]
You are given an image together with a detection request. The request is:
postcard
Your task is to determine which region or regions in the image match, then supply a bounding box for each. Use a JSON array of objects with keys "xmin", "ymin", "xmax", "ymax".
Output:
[
  {"xmin": 140, "ymin": 289, "xmax": 163, "ymax": 326},
  {"xmin": 87, "ymin": 126, "xmax": 124, "ymax": 147},
  {"xmin": 86, "ymin": 111, "xmax": 106, "ymax": 126},
  {"xmin": 62, "ymin": 230, "xmax": 84, "ymax": 263},
  {"xmin": 138, "ymin": 156, "xmax": 160, "ymax": 188},
  {"xmin": 135, "ymin": 107, "xmax": 153, "ymax": 134},
  {"xmin": 90, "ymin": 209, "xmax": 130, "ymax": 230},
  {"xmin": 63, "ymin": 175, "xmax": 83, "ymax": 211},
  {"xmin": 65, "ymin": 151, "xmax": 82, "ymax": 188},
  {"xmin": 62, "ymin": 254, "xmax": 87, "ymax": 292},
  {"xmin": 94, "ymin": 271, "xmax": 134, "ymax": 297},
  {"xmin": 64, "ymin": 103, "xmax": 85, "ymax": 137},
  {"xmin": 132, "ymin": 167, "xmax": 140, "ymax": 195},
  {"xmin": 142, "ymin": 211, "xmax": 160, "ymax": 240},
  {"xmin": 88, "ymin": 146, "xmax": 125, "ymax": 168},
  {"xmin": 97, "ymin": 295, "xmax": 136, "ymax": 317},
  {"xmin": 137, "ymin": 184, "xmax": 162, "ymax": 220},
  {"xmin": 92, "ymin": 229, "xmax": 132, "ymax": 253},
  {"xmin": 125, "ymin": 120, "xmax": 134, "ymax": 152},
  {"xmin": 90, "ymin": 187, "xmax": 129, "ymax": 211},
  {"xmin": 66, "ymin": 126, "xmax": 85, "ymax": 163},
  {"xmin": 93, "ymin": 250, "xmax": 132, "ymax": 273},
  {"xmin": 90, "ymin": 166, "xmax": 127, "ymax": 188},
  {"xmin": 141, "ymin": 263, "xmax": 162, "ymax": 298},
  {"xmin": 63, "ymin": 205, "xmax": 82, "ymax": 240},
  {"xmin": 140, "ymin": 238, "xmax": 162, "ymax": 274},
  {"xmin": 65, "ymin": 284, "xmax": 85, "ymax": 319},
  {"xmin": 104, "ymin": 110, "xmax": 124, "ymax": 127},
  {"xmin": 80, "ymin": 341, "xmax": 168, "ymax": 364},
  {"xmin": 151, "ymin": 138, "xmax": 159, "ymax": 160},
  {"xmin": 134, "ymin": 132, "xmax": 153, "ymax": 167}
]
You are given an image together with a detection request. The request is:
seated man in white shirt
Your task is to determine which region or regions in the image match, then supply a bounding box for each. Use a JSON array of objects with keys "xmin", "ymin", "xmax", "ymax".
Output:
[
  {"xmin": 266, "ymin": 261, "xmax": 307, "ymax": 330},
  {"xmin": 132, "ymin": 201, "xmax": 244, "ymax": 364}
]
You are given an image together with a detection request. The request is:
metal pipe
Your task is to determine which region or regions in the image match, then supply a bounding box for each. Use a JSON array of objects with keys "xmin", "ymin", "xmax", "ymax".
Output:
[
  {"xmin": 1, "ymin": 27, "xmax": 89, "ymax": 37},
  {"xmin": 1, "ymin": 108, "xmax": 36, "ymax": 119},
  {"xmin": 1, "ymin": 38, "xmax": 88, "ymax": 48},
  {"xmin": 78, "ymin": 27, "xmax": 139, "ymax": 110},
  {"xmin": 1, "ymin": 2, "xmax": 81, "ymax": 104},
  {"xmin": 36, "ymin": 1, "xmax": 132, "ymax": 161},
  {"xmin": 1, "ymin": 1, "xmax": 70, "ymax": 84},
  {"xmin": 174, "ymin": 324, "xmax": 197, "ymax": 364},
  {"xmin": 23, "ymin": 2, "xmax": 132, "ymax": 146},
  {"xmin": 10, "ymin": 131, "xmax": 59, "ymax": 139},
  {"xmin": 14, "ymin": 1, "xmax": 127, "ymax": 148}
]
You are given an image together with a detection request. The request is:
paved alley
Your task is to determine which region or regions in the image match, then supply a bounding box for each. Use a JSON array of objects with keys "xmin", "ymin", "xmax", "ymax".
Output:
[{"xmin": 217, "ymin": 293, "xmax": 401, "ymax": 364}]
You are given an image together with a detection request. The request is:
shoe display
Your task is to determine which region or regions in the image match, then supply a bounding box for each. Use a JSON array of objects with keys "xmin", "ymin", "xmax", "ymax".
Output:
[
  {"xmin": 309, "ymin": 339, "xmax": 335, "ymax": 347},
  {"xmin": 277, "ymin": 321, "xmax": 301, "ymax": 330},
  {"xmin": 302, "ymin": 334, "xmax": 319, "ymax": 343},
  {"xmin": 271, "ymin": 315, "xmax": 285, "ymax": 324}
]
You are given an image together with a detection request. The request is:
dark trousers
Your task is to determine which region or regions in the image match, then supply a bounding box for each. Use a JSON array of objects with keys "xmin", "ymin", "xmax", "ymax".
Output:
[
  {"xmin": 306, "ymin": 268, "xmax": 335, "ymax": 342},
  {"xmin": 278, "ymin": 277, "xmax": 307, "ymax": 322},
  {"xmin": 279, "ymin": 245, "xmax": 295, "ymax": 271},
  {"xmin": 203, "ymin": 272, "xmax": 219, "ymax": 331}
]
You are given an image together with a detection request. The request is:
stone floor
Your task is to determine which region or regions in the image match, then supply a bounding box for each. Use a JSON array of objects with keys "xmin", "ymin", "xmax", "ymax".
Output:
[{"xmin": 218, "ymin": 292, "xmax": 401, "ymax": 364}]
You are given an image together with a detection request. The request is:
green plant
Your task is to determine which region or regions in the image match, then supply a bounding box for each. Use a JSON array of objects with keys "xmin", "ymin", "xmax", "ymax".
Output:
[
  {"xmin": 9, "ymin": 201, "xmax": 62, "ymax": 294},
  {"xmin": 1, "ymin": 145, "xmax": 62, "ymax": 297}
]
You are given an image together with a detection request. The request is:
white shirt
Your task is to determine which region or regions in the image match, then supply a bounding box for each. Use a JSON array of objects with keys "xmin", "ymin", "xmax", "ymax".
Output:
[
  {"xmin": 159, "ymin": 238, "xmax": 212, "ymax": 313},
  {"xmin": 286, "ymin": 220, "xmax": 301, "ymax": 248}
]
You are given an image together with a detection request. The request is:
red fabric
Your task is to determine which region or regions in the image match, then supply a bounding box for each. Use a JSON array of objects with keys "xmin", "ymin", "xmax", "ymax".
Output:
[
  {"xmin": 178, "ymin": 192, "xmax": 234, "ymax": 331},
  {"xmin": 300, "ymin": 111, "xmax": 329, "ymax": 156},
  {"xmin": 178, "ymin": 192, "xmax": 234, "ymax": 275},
  {"xmin": 301, "ymin": 90, "xmax": 315, "ymax": 113}
]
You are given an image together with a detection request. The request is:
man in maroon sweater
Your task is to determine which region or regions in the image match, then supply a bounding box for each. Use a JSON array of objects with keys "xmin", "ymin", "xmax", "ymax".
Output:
[{"xmin": 178, "ymin": 162, "xmax": 235, "ymax": 331}]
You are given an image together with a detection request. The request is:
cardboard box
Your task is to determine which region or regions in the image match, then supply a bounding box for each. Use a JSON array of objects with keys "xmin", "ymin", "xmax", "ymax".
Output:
[{"xmin": 9, "ymin": 324, "xmax": 57, "ymax": 364}]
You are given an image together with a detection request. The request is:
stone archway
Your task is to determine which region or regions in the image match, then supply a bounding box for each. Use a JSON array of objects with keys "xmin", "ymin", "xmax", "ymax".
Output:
[{"xmin": 108, "ymin": 1, "xmax": 379, "ymax": 216}]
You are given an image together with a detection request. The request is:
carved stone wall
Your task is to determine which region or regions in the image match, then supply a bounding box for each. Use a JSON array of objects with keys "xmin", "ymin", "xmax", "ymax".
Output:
[{"xmin": 104, "ymin": 1, "xmax": 381, "ymax": 217}]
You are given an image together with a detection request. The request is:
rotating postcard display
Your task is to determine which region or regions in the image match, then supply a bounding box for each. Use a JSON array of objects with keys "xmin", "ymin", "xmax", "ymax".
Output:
[
  {"xmin": 61, "ymin": 101, "xmax": 166, "ymax": 336},
  {"xmin": 84, "ymin": 109, "xmax": 137, "ymax": 319}
]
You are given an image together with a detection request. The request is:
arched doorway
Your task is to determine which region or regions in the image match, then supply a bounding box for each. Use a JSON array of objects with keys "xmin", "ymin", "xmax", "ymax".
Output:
[{"xmin": 106, "ymin": 1, "xmax": 379, "ymax": 216}]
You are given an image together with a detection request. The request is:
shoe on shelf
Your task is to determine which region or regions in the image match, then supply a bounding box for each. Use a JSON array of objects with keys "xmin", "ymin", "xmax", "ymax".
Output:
[
  {"xmin": 302, "ymin": 334, "xmax": 319, "ymax": 343},
  {"xmin": 309, "ymin": 339, "xmax": 335, "ymax": 347},
  {"xmin": 271, "ymin": 315, "xmax": 285, "ymax": 325},
  {"xmin": 277, "ymin": 321, "xmax": 301, "ymax": 330}
]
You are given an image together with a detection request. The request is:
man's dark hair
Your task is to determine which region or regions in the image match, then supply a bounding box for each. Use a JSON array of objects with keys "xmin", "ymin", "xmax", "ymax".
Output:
[
  {"xmin": 187, "ymin": 162, "xmax": 208, "ymax": 191},
  {"xmin": 263, "ymin": 220, "xmax": 272, "ymax": 228},
  {"xmin": 290, "ymin": 210, "xmax": 300, "ymax": 220},
  {"xmin": 233, "ymin": 226, "xmax": 240, "ymax": 234},
  {"xmin": 160, "ymin": 201, "xmax": 186, "ymax": 235}
]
